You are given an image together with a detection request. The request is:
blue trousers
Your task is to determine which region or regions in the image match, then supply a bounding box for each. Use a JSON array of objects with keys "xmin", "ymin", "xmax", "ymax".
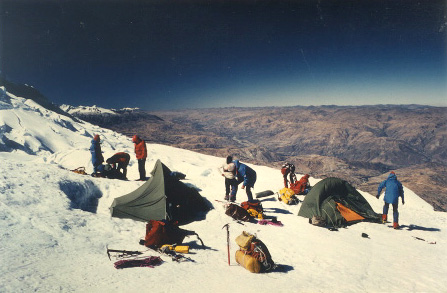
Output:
[{"xmin": 383, "ymin": 203, "xmax": 399, "ymax": 223}]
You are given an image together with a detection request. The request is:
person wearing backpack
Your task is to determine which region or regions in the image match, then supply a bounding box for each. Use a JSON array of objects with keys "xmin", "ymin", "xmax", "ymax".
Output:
[
  {"xmin": 233, "ymin": 159, "xmax": 257, "ymax": 202},
  {"xmin": 281, "ymin": 162, "xmax": 297, "ymax": 188},
  {"xmin": 89, "ymin": 134, "xmax": 104, "ymax": 174},
  {"xmin": 221, "ymin": 155, "xmax": 238, "ymax": 202},
  {"xmin": 376, "ymin": 171, "xmax": 405, "ymax": 229},
  {"xmin": 132, "ymin": 135, "xmax": 147, "ymax": 181}
]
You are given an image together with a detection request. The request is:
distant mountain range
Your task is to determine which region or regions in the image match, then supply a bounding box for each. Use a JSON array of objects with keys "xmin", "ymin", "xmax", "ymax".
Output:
[
  {"xmin": 1, "ymin": 78, "xmax": 445, "ymax": 211},
  {"xmin": 61, "ymin": 104, "xmax": 447, "ymax": 212}
]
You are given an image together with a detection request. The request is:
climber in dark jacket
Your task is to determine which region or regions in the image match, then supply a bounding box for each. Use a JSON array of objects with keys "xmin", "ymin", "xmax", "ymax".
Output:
[
  {"xmin": 233, "ymin": 159, "xmax": 257, "ymax": 202},
  {"xmin": 106, "ymin": 152, "xmax": 130, "ymax": 179},
  {"xmin": 90, "ymin": 134, "xmax": 104, "ymax": 174},
  {"xmin": 376, "ymin": 171, "xmax": 405, "ymax": 229}
]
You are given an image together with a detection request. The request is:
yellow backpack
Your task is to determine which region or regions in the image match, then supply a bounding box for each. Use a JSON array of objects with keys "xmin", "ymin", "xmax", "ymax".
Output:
[
  {"xmin": 246, "ymin": 208, "xmax": 264, "ymax": 219},
  {"xmin": 71, "ymin": 167, "xmax": 87, "ymax": 175},
  {"xmin": 278, "ymin": 188, "xmax": 299, "ymax": 205}
]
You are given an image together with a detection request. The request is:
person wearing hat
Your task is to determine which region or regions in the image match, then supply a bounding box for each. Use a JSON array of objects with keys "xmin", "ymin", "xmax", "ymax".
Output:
[
  {"xmin": 90, "ymin": 134, "xmax": 104, "ymax": 174},
  {"xmin": 376, "ymin": 171, "xmax": 405, "ymax": 229},
  {"xmin": 132, "ymin": 135, "xmax": 147, "ymax": 181}
]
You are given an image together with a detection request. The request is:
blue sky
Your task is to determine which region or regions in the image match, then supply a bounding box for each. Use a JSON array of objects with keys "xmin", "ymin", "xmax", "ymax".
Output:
[{"xmin": 1, "ymin": 0, "xmax": 446, "ymax": 110}]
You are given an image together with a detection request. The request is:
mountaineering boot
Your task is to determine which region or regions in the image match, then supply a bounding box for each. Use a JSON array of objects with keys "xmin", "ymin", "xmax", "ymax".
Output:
[
  {"xmin": 393, "ymin": 222, "xmax": 399, "ymax": 229},
  {"xmin": 382, "ymin": 214, "xmax": 387, "ymax": 224}
]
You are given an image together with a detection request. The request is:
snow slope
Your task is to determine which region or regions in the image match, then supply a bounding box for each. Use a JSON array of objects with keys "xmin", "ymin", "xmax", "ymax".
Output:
[{"xmin": 1, "ymin": 87, "xmax": 446, "ymax": 293}]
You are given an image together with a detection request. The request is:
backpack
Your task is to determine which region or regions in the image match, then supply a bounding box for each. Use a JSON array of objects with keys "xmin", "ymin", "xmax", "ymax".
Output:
[
  {"xmin": 143, "ymin": 220, "xmax": 188, "ymax": 248},
  {"xmin": 240, "ymin": 200, "xmax": 264, "ymax": 219},
  {"xmin": 278, "ymin": 188, "xmax": 299, "ymax": 205},
  {"xmin": 71, "ymin": 167, "xmax": 87, "ymax": 175},
  {"xmin": 225, "ymin": 203, "xmax": 252, "ymax": 222},
  {"xmin": 290, "ymin": 174, "xmax": 310, "ymax": 195},
  {"xmin": 235, "ymin": 231, "xmax": 275, "ymax": 273},
  {"xmin": 309, "ymin": 215, "xmax": 327, "ymax": 227},
  {"xmin": 281, "ymin": 162, "xmax": 295, "ymax": 175}
]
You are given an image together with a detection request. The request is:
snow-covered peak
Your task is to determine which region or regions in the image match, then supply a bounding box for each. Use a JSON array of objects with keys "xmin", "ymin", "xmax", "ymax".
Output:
[{"xmin": 60, "ymin": 104, "xmax": 118, "ymax": 115}]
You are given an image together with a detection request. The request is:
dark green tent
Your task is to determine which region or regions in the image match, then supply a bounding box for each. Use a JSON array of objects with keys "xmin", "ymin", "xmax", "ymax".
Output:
[
  {"xmin": 110, "ymin": 159, "xmax": 209, "ymax": 224},
  {"xmin": 298, "ymin": 177, "xmax": 381, "ymax": 227}
]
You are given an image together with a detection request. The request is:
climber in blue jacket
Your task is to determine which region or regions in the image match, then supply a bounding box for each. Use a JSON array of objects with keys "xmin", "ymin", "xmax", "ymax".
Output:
[
  {"xmin": 90, "ymin": 134, "xmax": 104, "ymax": 174},
  {"xmin": 377, "ymin": 171, "xmax": 404, "ymax": 229},
  {"xmin": 233, "ymin": 159, "xmax": 257, "ymax": 202}
]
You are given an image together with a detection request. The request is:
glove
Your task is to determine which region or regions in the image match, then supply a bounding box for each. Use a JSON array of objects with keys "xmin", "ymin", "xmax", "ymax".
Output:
[{"xmin": 376, "ymin": 194, "xmax": 380, "ymax": 199}]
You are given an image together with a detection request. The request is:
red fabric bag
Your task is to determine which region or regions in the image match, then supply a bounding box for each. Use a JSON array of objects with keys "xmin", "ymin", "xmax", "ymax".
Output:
[
  {"xmin": 144, "ymin": 220, "xmax": 186, "ymax": 248},
  {"xmin": 240, "ymin": 200, "xmax": 263, "ymax": 213}
]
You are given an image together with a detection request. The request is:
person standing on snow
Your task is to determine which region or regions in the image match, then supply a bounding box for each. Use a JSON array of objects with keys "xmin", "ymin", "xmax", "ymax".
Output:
[
  {"xmin": 376, "ymin": 171, "xmax": 405, "ymax": 229},
  {"xmin": 221, "ymin": 155, "xmax": 238, "ymax": 202},
  {"xmin": 233, "ymin": 159, "xmax": 257, "ymax": 202},
  {"xmin": 132, "ymin": 135, "xmax": 147, "ymax": 181},
  {"xmin": 90, "ymin": 134, "xmax": 104, "ymax": 174},
  {"xmin": 281, "ymin": 162, "xmax": 297, "ymax": 188}
]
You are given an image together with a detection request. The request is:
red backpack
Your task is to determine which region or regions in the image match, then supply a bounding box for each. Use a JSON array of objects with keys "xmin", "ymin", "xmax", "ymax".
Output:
[
  {"xmin": 240, "ymin": 200, "xmax": 263, "ymax": 214},
  {"xmin": 143, "ymin": 220, "xmax": 187, "ymax": 248},
  {"xmin": 290, "ymin": 174, "xmax": 310, "ymax": 194}
]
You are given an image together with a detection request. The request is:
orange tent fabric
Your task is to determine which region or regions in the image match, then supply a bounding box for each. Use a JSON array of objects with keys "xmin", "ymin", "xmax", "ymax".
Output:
[{"xmin": 336, "ymin": 202, "xmax": 365, "ymax": 222}]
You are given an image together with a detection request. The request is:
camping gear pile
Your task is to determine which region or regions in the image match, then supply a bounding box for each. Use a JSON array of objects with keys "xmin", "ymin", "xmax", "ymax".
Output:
[
  {"xmin": 108, "ymin": 160, "xmax": 209, "ymax": 265},
  {"xmin": 139, "ymin": 219, "xmax": 202, "ymax": 262},
  {"xmin": 224, "ymin": 199, "xmax": 283, "ymax": 227},
  {"xmin": 106, "ymin": 159, "xmax": 382, "ymax": 272},
  {"xmin": 240, "ymin": 200, "xmax": 264, "ymax": 219},
  {"xmin": 277, "ymin": 167, "xmax": 311, "ymax": 204},
  {"xmin": 234, "ymin": 231, "xmax": 275, "ymax": 273},
  {"xmin": 224, "ymin": 200, "xmax": 265, "ymax": 222}
]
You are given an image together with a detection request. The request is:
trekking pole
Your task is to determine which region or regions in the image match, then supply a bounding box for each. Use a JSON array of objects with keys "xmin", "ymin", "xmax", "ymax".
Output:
[{"xmin": 222, "ymin": 223, "xmax": 230, "ymax": 265}]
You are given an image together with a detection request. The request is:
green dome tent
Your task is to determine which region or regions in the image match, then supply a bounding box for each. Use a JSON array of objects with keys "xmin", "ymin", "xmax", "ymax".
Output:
[
  {"xmin": 298, "ymin": 177, "xmax": 381, "ymax": 228},
  {"xmin": 110, "ymin": 159, "xmax": 209, "ymax": 224}
]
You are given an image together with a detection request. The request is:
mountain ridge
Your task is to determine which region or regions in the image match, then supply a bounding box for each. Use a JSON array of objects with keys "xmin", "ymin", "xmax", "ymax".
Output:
[
  {"xmin": 64, "ymin": 104, "xmax": 447, "ymax": 211},
  {"xmin": 1, "ymin": 78, "xmax": 444, "ymax": 211}
]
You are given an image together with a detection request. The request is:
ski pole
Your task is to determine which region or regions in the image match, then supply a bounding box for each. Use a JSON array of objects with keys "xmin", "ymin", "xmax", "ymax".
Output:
[{"xmin": 222, "ymin": 223, "xmax": 230, "ymax": 265}]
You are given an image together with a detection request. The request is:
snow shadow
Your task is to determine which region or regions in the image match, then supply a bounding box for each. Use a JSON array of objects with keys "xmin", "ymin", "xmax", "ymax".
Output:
[
  {"xmin": 59, "ymin": 180, "xmax": 103, "ymax": 213},
  {"xmin": 264, "ymin": 207, "xmax": 294, "ymax": 215},
  {"xmin": 401, "ymin": 224, "xmax": 441, "ymax": 232}
]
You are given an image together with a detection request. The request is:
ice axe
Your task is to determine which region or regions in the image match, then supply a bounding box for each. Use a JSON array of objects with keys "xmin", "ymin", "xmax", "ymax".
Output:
[
  {"xmin": 106, "ymin": 246, "xmax": 143, "ymax": 261},
  {"xmin": 222, "ymin": 223, "xmax": 230, "ymax": 265}
]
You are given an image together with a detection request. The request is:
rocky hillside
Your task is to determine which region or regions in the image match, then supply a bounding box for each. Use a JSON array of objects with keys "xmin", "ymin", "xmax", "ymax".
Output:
[{"xmin": 64, "ymin": 104, "xmax": 447, "ymax": 211}]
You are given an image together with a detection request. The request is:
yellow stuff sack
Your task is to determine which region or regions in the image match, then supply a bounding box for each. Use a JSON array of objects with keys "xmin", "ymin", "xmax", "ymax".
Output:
[
  {"xmin": 235, "ymin": 231, "xmax": 254, "ymax": 250},
  {"xmin": 247, "ymin": 208, "xmax": 264, "ymax": 219},
  {"xmin": 235, "ymin": 250, "xmax": 261, "ymax": 273}
]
